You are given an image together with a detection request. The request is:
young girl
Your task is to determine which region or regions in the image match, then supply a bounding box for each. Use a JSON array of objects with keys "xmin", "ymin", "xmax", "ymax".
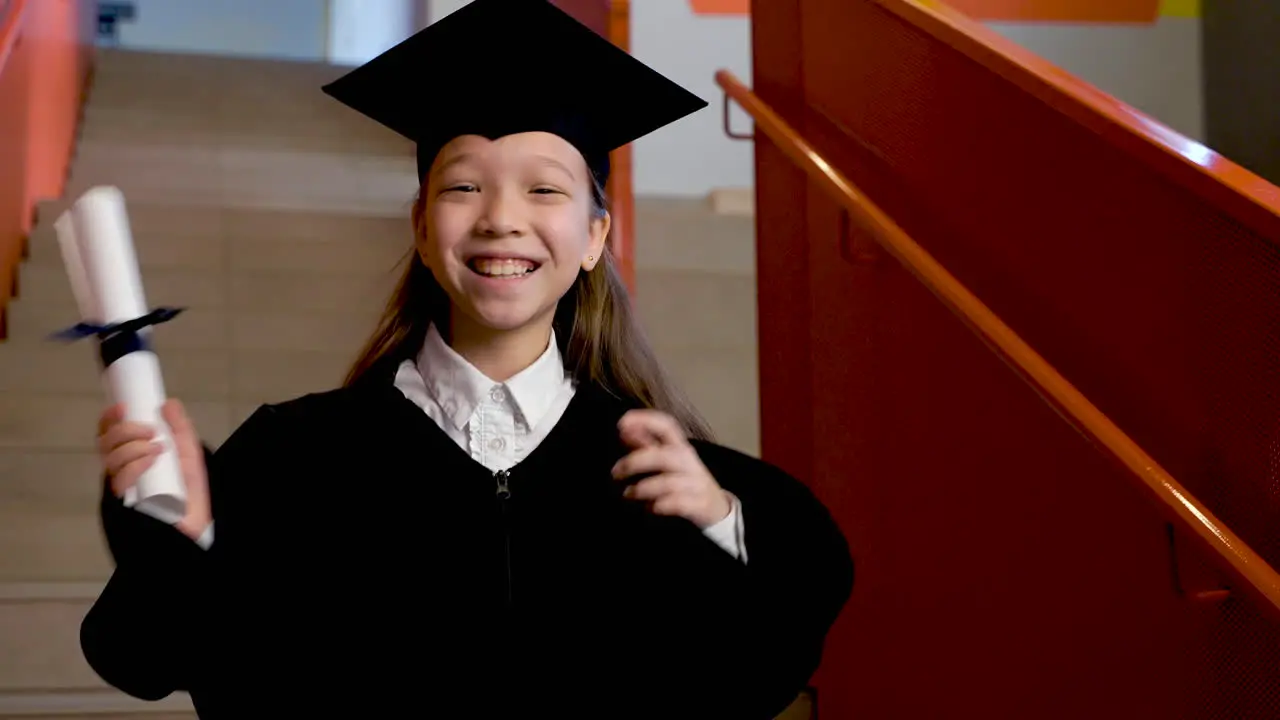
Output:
[{"xmin": 83, "ymin": 1, "xmax": 853, "ymax": 717}]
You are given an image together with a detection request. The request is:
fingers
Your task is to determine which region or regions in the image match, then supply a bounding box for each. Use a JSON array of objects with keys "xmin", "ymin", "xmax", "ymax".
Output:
[
  {"xmin": 100, "ymin": 422, "xmax": 164, "ymax": 495},
  {"xmin": 109, "ymin": 449, "xmax": 161, "ymax": 497},
  {"xmin": 622, "ymin": 473, "xmax": 676, "ymax": 501},
  {"xmin": 621, "ymin": 473, "xmax": 706, "ymax": 501},
  {"xmin": 621, "ymin": 474, "xmax": 698, "ymax": 518},
  {"xmin": 650, "ymin": 494, "xmax": 698, "ymax": 519},
  {"xmin": 618, "ymin": 409, "xmax": 687, "ymax": 449},
  {"xmin": 611, "ymin": 444, "xmax": 694, "ymax": 480},
  {"xmin": 102, "ymin": 434, "xmax": 163, "ymax": 471},
  {"xmin": 97, "ymin": 404, "xmax": 124, "ymax": 437},
  {"xmin": 98, "ymin": 402, "xmax": 199, "ymax": 459},
  {"xmin": 161, "ymin": 399, "xmax": 189, "ymax": 435},
  {"xmin": 97, "ymin": 418, "xmax": 157, "ymax": 461},
  {"xmin": 96, "ymin": 405, "xmax": 167, "ymax": 487}
]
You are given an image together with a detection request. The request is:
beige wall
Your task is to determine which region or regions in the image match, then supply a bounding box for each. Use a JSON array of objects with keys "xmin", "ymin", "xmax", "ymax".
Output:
[
  {"xmin": 327, "ymin": 0, "xmax": 422, "ymax": 66},
  {"xmin": 112, "ymin": 0, "xmax": 329, "ymax": 61},
  {"xmin": 988, "ymin": 17, "xmax": 1204, "ymax": 141}
]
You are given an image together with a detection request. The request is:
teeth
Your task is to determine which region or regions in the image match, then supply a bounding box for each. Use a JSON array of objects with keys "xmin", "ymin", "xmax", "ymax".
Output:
[{"xmin": 472, "ymin": 258, "xmax": 536, "ymax": 277}]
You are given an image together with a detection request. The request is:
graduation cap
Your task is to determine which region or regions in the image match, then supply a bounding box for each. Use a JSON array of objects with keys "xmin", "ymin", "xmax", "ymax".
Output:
[{"xmin": 321, "ymin": 0, "xmax": 708, "ymax": 187}]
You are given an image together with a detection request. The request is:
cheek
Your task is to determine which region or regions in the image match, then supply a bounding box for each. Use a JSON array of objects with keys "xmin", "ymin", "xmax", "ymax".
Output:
[
  {"xmin": 537, "ymin": 213, "xmax": 594, "ymax": 261},
  {"xmin": 422, "ymin": 208, "xmax": 469, "ymax": 262}
]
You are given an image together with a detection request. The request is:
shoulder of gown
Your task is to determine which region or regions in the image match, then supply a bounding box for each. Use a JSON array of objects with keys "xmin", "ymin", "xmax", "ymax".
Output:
[
  {"xmin": 691, "ymin": 438, "xmax": 854, "ymax": 603},
  {"xmin": 84, "ymin": 383, "xmax": 386, "ymax": 699},
  {"xmin": 659, "ymin": 440, "xmax": 853, "ymax": 717},
  {"xmin": 98, "ymin": 384, "xmax": 358, "ymax": 567}
]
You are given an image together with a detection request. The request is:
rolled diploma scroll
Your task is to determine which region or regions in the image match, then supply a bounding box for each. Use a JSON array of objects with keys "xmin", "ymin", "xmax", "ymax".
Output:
[{"xmin": 55, "ymin": 186, "xmax": 187, "ymax": 525}]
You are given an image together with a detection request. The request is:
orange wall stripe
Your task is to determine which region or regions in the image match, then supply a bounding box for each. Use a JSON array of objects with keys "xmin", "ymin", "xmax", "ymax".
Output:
[{"xmin": 689, "ymin": 0, "xmax": 749, "ymax": 15}]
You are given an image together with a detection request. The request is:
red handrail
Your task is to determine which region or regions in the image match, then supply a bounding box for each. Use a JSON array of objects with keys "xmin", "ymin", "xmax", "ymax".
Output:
[{"xmin": 715, "ymin": 68, "xmax": 1280, "ymax": 623}]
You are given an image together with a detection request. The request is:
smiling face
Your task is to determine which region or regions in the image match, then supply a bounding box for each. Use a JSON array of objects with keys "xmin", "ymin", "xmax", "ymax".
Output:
[{"xmin": 415, "ymin": 132, "xmax": 611, "ymax": 344}]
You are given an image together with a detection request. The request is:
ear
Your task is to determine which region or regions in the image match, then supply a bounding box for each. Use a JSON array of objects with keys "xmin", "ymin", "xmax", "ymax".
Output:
[{"xmin": 583, "ymin": 211, "xmax": 611, "ymax": 272}]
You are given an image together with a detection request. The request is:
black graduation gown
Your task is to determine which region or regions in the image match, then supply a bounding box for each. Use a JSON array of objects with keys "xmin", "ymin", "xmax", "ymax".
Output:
[{"xmin": 81, "ymin": 369, "xmax": 854, "ymax": 719}]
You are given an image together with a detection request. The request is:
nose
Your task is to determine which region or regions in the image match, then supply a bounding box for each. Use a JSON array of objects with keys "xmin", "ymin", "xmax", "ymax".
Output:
[{"xmin": 474, "ymin": 188, "xmax": 524, "ymax": 238}]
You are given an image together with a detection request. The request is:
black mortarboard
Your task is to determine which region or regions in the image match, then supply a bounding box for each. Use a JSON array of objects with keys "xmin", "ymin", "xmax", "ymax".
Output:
[{"xmin": 321, "ymin": 0, "xmax": 708, "ymax": 187}]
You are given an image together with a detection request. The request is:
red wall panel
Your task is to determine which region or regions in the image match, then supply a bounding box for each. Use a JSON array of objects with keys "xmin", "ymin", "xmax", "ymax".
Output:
[{"xmin": 752, "ymin": 0, "xmax": 1280, "ymax": 716}]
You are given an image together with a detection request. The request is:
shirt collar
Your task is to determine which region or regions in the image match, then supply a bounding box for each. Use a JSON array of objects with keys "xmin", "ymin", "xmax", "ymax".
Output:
[{"xmin": 415, "ymin": 323, "xmax": 569, "ymax": 432}]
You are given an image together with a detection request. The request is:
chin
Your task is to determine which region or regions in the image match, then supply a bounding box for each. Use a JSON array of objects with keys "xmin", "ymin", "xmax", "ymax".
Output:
[{"xmin": 460, "ymin": 301, "xmax": 548, "ymax": 334}]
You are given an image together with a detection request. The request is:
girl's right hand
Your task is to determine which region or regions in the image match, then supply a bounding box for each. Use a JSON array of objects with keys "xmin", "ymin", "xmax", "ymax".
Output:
[{"xmin": 96, "ymin": 399, "xmax": 212, "ymax": 542}]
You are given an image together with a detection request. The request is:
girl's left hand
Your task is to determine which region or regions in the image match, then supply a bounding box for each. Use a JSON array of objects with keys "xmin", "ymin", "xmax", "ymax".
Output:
[{"xmin": 611, "ymin": 409, "xmax": 733, "ymax": 529}]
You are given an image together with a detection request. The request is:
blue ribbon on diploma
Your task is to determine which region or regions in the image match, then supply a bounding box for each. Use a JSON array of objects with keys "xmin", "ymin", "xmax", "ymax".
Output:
[{"xmin": 49, "ymin": 307, "xmax": 185, "ymax": 367}]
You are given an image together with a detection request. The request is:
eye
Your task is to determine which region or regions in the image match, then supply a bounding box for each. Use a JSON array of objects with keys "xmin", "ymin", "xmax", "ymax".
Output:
[
  {"xmin": 531, "ymin": 187, "xmax": 564, "ymax": 195},
  {"xmin": 442, "ymin": 184, "xmax": 478, "ymax": 194}
]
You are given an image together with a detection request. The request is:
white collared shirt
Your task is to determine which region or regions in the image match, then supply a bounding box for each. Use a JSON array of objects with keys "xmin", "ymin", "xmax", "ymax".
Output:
[
  {"xmin": 396, "ymin": 324, "xmax": 575, "ymax": 472},
  {"xmin": 195, "ymin": 326, "xmax": 747, "ymax": 563},
  {"xmin": 394, "ymin": 324, "xmax": 748, "ymax": 563}
]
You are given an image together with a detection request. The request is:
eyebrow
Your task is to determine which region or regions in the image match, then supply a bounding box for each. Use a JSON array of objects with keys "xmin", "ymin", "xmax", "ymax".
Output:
[
  {"xmin": 431, "ymin": 152, "xmax": 579, "ymax": 181},
  {"xmin": 432, "ymin": 153, "xmax": 475, "ymax": 176},
  {"xmin": 534, "ymin": 155, "xmax": 578, "ymax": 180}
]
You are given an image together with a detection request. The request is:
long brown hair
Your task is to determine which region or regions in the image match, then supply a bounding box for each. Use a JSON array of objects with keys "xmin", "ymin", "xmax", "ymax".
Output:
[{"xmin": 344, "ymin": 180, "xmax": 715, "ymax": 442}]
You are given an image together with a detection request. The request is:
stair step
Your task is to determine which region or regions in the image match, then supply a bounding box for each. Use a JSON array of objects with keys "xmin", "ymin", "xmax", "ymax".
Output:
[
  {"xmin": 217, "ymin": 206, "xmax": 411, "ymax": 244},
  {"xmin": 0, "ymin": 585, "xmax": 110, "ymax": 689},
  {"xmin": 633, "ymin": 198, "xmax": 756, "ymax": 274},
  {"xmin": 6, "ymin": 303, "xmax": 230, "ymax": 351},
  {"xmin": 0, "ymin": 343, "xmax": 228, "ymax": 397},
  {"xmin": 16, "ymin": 264, "xmax": 226, "ymax": 312},
  {"xmin": 27, "ymin": 202, "xmax": 410, "ymax": 255},
  {"xmin": 79, "ymin": 97, "xmax": 403, "ymax": 126},
  {"xmin": 0, "ymin": 394, "xmax": 238, "ymax": 451},
  {"xmin": 634, "ymin": 269, "xmax": 758, "ymax": 350},
  {"xmin": 0, "ymin": 692, "xmax": 195, "ymax": 719},
  {"xmin": 224, "ymin": 308, "xmax": 381, "ymax": 353},
  {"xmin": 24, "ymin": 224, "xmax": 411, "ymax": 274},
  {"xmin": 223, "ymin": 348, "xmax": 358, "ymax": 402},
  {"xmin": 77, "ymin": 125, "xmax": 407, "ymax": 157},
  {"xmin": 0, "ymin": 452, "xmax": 112, "ymax": 582},
  {"xmin": 0, "ymin": 582, "xmax": 199, "ymax": 715},
  {"xmin": 24, "ymin": 220, "xmax": 223, "ymax": 272},
  {"xmin": 57, "ymin": 144, "xmax": 415, "ymax": 215},
  {"xmin": 0, "ymin": 341, "xmax": 357, "ymax": 402},
  {"xmin": 54, "ymin": 185, "xmax": 415, "ymax": 221},
  {"xmin": 16, "ymin": 263, "xmax": 395, "ymax": 317},
  {"xmin": 6, "ymin": 301, "xmax": 381, "ymax": 354},
  {"xmin": 67, "ymin": 144, "xmax": 414, "ymax": 178},
  {"xmin": 92, "ymin": 47, "xmax": 343, "ymax": 81},
  {"xmin": 655, "ymin": 346, "xmax": 760, "ymax": 458}
]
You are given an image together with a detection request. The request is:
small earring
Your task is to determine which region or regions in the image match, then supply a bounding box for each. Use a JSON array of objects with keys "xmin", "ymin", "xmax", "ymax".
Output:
[{"xmin": 587, "ymin": 255, "xmax": 595, "ymax": 262}]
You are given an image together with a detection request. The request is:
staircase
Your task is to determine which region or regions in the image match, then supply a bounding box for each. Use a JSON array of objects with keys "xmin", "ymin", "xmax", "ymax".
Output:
[{"xmin": 0, "ymin": 48, "xmax": 762, "ymax": 717}]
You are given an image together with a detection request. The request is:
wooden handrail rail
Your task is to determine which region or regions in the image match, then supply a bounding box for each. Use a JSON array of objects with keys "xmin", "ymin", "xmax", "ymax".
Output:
[{"xmin": 715, "ymin": 68, "xmax": 1280, "ymax": 622}]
